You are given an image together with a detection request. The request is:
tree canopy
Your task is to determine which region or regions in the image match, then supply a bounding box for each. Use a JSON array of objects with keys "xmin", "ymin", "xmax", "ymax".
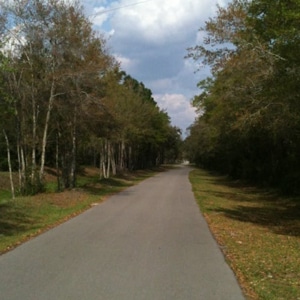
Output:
[
  {"xmin": 185, "ymin": 0, "xmax": 300, "ymax": 194},
  {"xmin": 0, "ymin": 0, "xmax": 182, "ymax": 196}
]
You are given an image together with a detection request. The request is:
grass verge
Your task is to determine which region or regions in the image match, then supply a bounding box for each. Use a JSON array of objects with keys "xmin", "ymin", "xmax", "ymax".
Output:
[
  {"xmin": 0, "ymin": 167, "xmax": 165, "ymax": 254},
  {"xmin": 189, "ymin": 168, "xmax": 300, "ymax": 300}
]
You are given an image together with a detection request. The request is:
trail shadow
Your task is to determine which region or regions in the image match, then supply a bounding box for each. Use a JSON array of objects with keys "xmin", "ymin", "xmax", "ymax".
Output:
[
  {"xmin": 81, "ymin": 178, "xmax": 131, "ymax": 196},
  {"xmin": 0, "ymin": 202, "xmax": 36, "ymax": 237},
  {"xmin": 214, "ymin": 205, "xmax": 300, "ymax": 237},
  {"xmin": 100, "ymin": 178, "xmax": 129, "ymax": 187},
  {"xmin": 201, "ymin": 173, "xmax": 300, "ymax": 237}
]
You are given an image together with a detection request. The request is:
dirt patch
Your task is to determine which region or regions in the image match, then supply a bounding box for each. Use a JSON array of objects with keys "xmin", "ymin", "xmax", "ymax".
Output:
[
  {"xmin": 0, "ymin": 172, "xmax": 18, "ymax": 190},
  {"xmin": 31, "ymin": 189, "xmax": 89, "ymax": 208}
]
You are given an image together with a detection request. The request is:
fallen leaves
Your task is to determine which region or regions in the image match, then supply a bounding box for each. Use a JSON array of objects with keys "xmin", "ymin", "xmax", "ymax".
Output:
[{"xmin": 190, "ymin": 168, "xmax": 300, "ymax": 300}]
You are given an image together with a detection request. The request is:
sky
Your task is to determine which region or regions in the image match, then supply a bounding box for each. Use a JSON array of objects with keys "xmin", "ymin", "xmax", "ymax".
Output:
[{"xmin": 81, "ymin": 0, "xmax": 230, "ymax": 136}]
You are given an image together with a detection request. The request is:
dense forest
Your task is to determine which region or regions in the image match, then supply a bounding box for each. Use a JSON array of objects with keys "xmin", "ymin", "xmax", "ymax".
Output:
[
  {"xmin": 0, "ymin": 0, "xmax": 182, "ymax": 196},
  {"xmin": 184, "ymin": 0, "xmax": 300, "ymax": 194}
]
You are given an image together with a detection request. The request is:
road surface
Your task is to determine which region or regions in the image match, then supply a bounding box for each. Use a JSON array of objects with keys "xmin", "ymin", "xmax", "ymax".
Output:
[{"xmin": 0, "ymin": 166, "xmax": 245, "ymax": 300}]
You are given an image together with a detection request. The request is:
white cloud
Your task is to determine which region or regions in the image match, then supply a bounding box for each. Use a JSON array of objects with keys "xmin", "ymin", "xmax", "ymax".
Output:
[
  {"xmin": 149, "ymin": 78, "xmax": 174, "ymax": 92},
  {"xmin": 82, "ymin": 0, "xmax": 231, "ymax": 133},
  {"xmin": 111, "ymin": 0, "xmax": 214, "ymax": 45},
  {"xmin": 154, "ymin": 93, "xmax": 196, "ymax": 133},
  {"xmin": 114, "ymin": 53, "xmax": 138, "ymax": 71},
  {"xmin": 92, "ymin": 6, "xmax": 110, "ymax": 27}
]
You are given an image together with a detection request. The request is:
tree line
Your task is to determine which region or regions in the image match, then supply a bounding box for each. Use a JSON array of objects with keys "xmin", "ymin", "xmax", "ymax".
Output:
[
  {"xmin": 0, "ymin": 0, "xmax": 182, "ymax": 197},
  {"xmin": 184, "ymin": 0, "xmax": 300, "ymax": 194}
]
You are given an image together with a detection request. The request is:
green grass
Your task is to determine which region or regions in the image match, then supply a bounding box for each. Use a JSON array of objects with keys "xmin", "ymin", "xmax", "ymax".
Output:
[
  {"xmin": 0, "ymin": 189, "xmax": 11, "ymax": 202},
  {"xmin": 189, "ymin": 168, "xmax": 300, "ymax": 300},
  {"xmin": 0, "ymin": 172, "xmax": 16, "ymax": 203},
  {"xmin": 0, "ymin": 167, "xmax": 164, "ymax": 254}
]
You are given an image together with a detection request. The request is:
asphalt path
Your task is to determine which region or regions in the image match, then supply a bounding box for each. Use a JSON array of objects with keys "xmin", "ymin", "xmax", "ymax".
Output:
[{"xmin": 0, "ymin": 166, "xmax": 245, "ymax": 300}]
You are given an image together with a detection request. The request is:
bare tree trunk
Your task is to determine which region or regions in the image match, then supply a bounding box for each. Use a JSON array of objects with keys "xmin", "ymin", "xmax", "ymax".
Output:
[
  {"xmin": 99, "ymin": 139, "xmax": 106, "ymax": 179},
  {"xmin": 17, "ymin": 133, "xmax": 26, "ymax": 194},
  {"xmin": 39, "ymin": 80, "xmax": 55, "ymax": 182},
  {"xmin": 31, "ymin": 73, "xmax": 38, "ymax": 185},
  {"xmin": 99, "ymin": 139, "xmax": 111, "ymax": 179},
  {"xmin": 70, "ymin": 107, "xmax": 77, "ymax": 188},
  {"xmin": 106, "ymin": 139, "xmax": 111, "ymax": 179},
  {"xmin": 10, "ymin": 74, "xmax": 25, "ymax": 193},
  {"xmin": 31, "ymin": 94, "xmax": 37, "ymax": 182},
  {"xmin": 102, "ymin": 140, "xmax": 108, "ymax": 179},
  {"xmin": 3, "ymin": 130, "xmax": 15, "ymax": 199},
  {"xmin": 111, "ymin": 144, "xmax": 116, "ymax": 176},
  {"xmin": 128, "ymin": 145, "xmax": 133, "ymax": 170},
  {"xmin": 99, "ymin": 147, "xmax": 103, "ymax": 179},
  {"xmin": 56, "ymin": 131, "xmax": 62, "ymax": 191},
  {"xmin": 16, "ymin": 126, "xmax": 22, "ymax": 190},
  {"xmin": 119, "ymin": 139, "xmax": 126, "ymax": 172}
]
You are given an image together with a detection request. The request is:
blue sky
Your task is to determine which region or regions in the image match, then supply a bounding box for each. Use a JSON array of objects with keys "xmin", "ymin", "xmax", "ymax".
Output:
[{"xmin": 81, "ymin": 0, "xmax": 230, "ymax": 135}]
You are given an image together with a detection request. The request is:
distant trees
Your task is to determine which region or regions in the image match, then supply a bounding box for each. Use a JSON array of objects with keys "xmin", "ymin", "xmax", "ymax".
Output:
[
  {"xmin": 81, "ymin": 69, "xmax": 182, "ymax": 177},
  {"xmin": 0, "ymin": 0, "xmax": 181, "ymax": 196},
  {"xmin": 185, "ymin": 0, "xmax": 300, "ymax": 193}
]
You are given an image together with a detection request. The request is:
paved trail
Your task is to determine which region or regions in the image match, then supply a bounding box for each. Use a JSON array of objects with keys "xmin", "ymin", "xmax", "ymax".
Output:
[{"xmin": 0, "ymin": 166, "xmax": 245, "ymax": 300}]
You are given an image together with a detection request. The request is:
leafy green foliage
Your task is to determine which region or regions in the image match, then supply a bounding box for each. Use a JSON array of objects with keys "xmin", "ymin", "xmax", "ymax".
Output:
[
  {"xmin": 185, "ymin": 0, "xmax": 300, "ymax": 194},
  {"xmin": 0, "ymin": 0, "xmax": 178, "ymax": 194},
  {"xmin": 97, "ymin": 70, "xmax": 178, "ymax": 170}
]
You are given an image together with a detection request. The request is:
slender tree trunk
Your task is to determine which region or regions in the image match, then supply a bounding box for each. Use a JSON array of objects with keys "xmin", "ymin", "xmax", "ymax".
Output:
[
  {"xmin": 100, "ymin": 139, "xmax": 111, "ymax": 179},
  {"xmin": 102, "ymin": 140, "xmax": 108, "ymax": 179},
  {"xmin": 3, "ymin": 130, "xmax": 15, "ymax": 199},
  {"xmin": 99, "ymin": 148, "xmax": 103, "ymax": 179},
  {"xmin": 119, "ymin": 139, "xmax": 126, "ymax": 172},
  {"xmin": 19, "ymin": 141, "xmax": 26, "ymax": 193},
  {"xmin": 111, "ymin": 144, "xmax": 116, "ymax": 176},
  {"xmin": 16, "ymin": 125, "xmax": 22, "ymax": 191},
  {"xmin": 106, "ymin": 139, "xmax": 111, "ymax": 179},
  {"xmin": 102, "ymin": 163, "xmax": 107, "ymax": 178},
  {"xmin": 128, "ymin": 145, "xmax": 133, "ymax": 170},
  {"xmin": 56, "ymin": 131, "xmax": 62, "ymax": 191},
  {"xmin": 70, "ymin": 107, "xmax": 77, "ymax": 188},
  {"xmin": 99, "ymin": 139, "xmax": 106, "ymax": 179},
  {"xmin": 118, "ymin": 142, "xmax": 122, "ymax": 172},
  {"xmin": 14, "ymin": 97, "xmax": 27, "ymax": 194},
  {"xmin": 31, "ymin": 93, "xmax": 37, "ymax": 183},
  {"xmin": 11, "ymin": 74, "xmax": 25, "ymax": 193},
  {"xmin": 39, "ymin": 80, "xmax": 55, "ymax": 182}
]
